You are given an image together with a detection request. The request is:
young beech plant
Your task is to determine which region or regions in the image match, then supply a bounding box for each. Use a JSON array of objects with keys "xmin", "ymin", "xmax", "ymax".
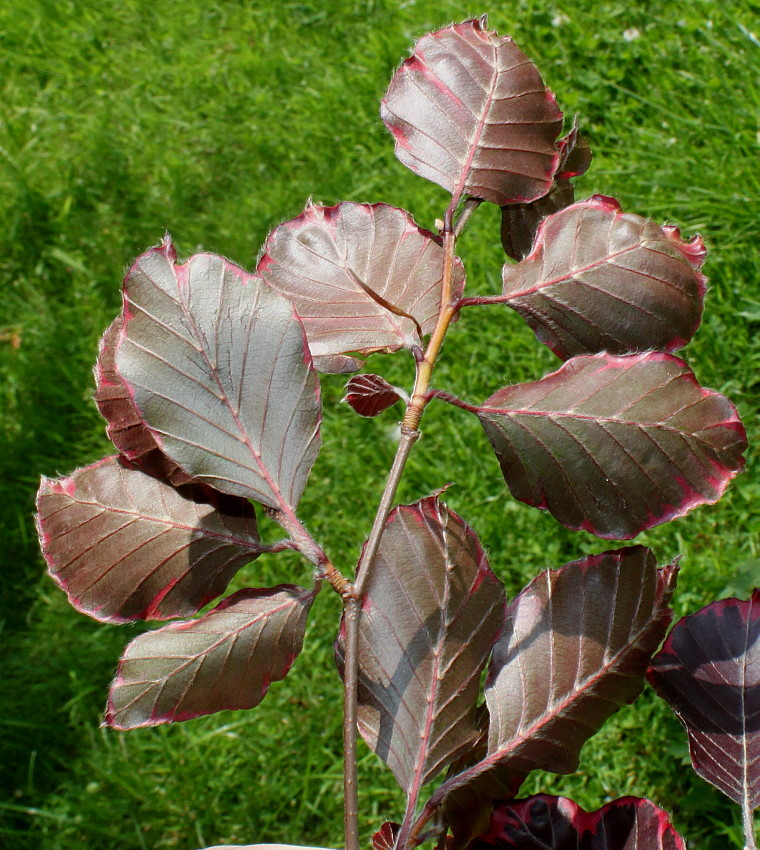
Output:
[{"xmin": 36, "ymin": 16, "xmax": 758, "ymax": 850}]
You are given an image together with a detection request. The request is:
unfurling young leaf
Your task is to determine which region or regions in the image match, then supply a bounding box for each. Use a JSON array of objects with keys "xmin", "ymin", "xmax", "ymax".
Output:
[
  {"xmin": 649, "ymin": 591, "xmax": 760, "ymax": 812},
  {"xmin": 36, "ymin": 456, "xmax": 264, "ymax": 623},
  {"xmin": 468, "ymin": 795, "xmax": 686, "ymax": 850},
  {"xmin": 117, "ymin": 238, "xmax": 322, "ymax": 511},
  {"xmin": 476, "ymin": 352, "xmax": 747, "ymax": 539},
  {"xmin": 343, "ymin": 374, "xmax": 404, "ymax": 418},
  {"xmin": 501, "ymin": 197, "xmax": 707, "ymax": 359},
  {"xmin": 381, "ymin": 17, "xmax": 564, "ymax": 208},
  {"xmin": 429, "ymin": 548, "xmax": 676, "ymax": 816},
  {"xmin": 257, "ymin": 202, "xmax": 465, "ymax": 369},
  {"xmin": 106, "ymin": 584, "xmax": 315, "ymax": 729},
  {"xmin": 337, "ymin": 494, "xmax": 505, "ymax": 795}
]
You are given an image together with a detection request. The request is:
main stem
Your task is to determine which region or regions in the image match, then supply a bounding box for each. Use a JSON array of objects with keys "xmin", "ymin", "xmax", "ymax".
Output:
[
  {"xmin": 342, "ymin": 201, "xmax": 469, "ymax": 850},
  {"xmin": 743, "ymin": 797, "xmax": 757, "ymax": 850}
]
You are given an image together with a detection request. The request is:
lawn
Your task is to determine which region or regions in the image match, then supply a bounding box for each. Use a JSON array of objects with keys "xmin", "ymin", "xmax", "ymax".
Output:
[{"xmin": 1, "ymin": 0, "xmax": 758, "ymax": 848}]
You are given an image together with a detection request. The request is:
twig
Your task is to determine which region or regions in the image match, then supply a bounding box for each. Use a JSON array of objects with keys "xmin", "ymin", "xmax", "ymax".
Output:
[{"xmin": 743, "ymin": 796, "xmax": 757, "ymax": 850}]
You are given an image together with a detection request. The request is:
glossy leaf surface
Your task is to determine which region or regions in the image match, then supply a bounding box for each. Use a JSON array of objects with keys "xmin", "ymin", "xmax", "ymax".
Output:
[
  {"xmin": 476, "ymin": 352, "xmax": 747, "ymax": 539},
  {"xmin": 343, "ymin": 374, "xmax": 403, "ymax": 417},
  {"xmin": 257, "ymin": 202, "xmax": 465, "ymax": 367},
  {"xmin": 95, "ymin": 316, "xmax": 192, "ymax": 486},
  {"xmin": 117, "ymin": 238, "xmax": 321, "ymax": 511},
  {"xmin": 107, "ymin": 584, "xmax": 314, "ymax": 728},
  {"xmin": 430, "ymin": 548, "xmax": 676, "ymax": 809},
  {"xmin": 501, "ymin": 197, "xmax": 707, "ymax": 358},
  {"xmin": 37, "ymin": 456, "xmax": 263, "ymax": 623},
  {"xmin": 649, "ymin": 590, "xmax": 760, "ymax": 809},
  {"xmin": 381, "ymin": 17, "xmax": 563, "ymax": 207},
  {"xmin": 372, "ymin": 822, "xmax": 401, "ymax": 850},
  {"xmin": 500, "ymin": 124, "xmax": 591, "ymax": 262},
  {"xmin": 340, "ymin": 495, "xmax": 505, "ymax": 793},
  {"xmin": 469, "ymin": 795, "xmax": 685, "ymax": 850}
]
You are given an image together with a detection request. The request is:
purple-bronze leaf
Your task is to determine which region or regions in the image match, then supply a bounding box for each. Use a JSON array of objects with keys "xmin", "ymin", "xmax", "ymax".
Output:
[
  {"xmin": 337, "ymin": 494, "xmax": 506, "ymax": 795},
  {"xmin": 476, "ymin": 352, "xmax": 747, "ymax": 539},
  {"xmin": 257, "ymin": 202, "xmax": 465, "ymax": 368},
  {"xmin": 500, "ymin": 123, "xmax": 592, "ymax": 262},
  {"xmin": 428, "ymin": 548, "xmax": 676, "ymax": 813},
  {"xmin": 468, "ymin": 795, "xmax": 685, "ymax": 850},
  {"xmin": 372, "ymin": 822, "xmax": 401, "ymax": 850},
  {"xmin": 342, "ymin": 374, "xmax": 403, "ymax": 417},
  {"xmin": 36, "ymin": 456, "xmax": 264, "ymax": 623},
  {"xmin": 106, "ymin": 584, "xmax": 315, "ymax": 729},
  {"xmin": 649, "ymin": 590, "xmax": 760, "ymax": 810},
  {"xmin": 94, "ymin": 315, "xmax": 193, "ymax": 486},
  {"xmin": 381, "ymin": 17, "xmax": 564, "ymax": 207},
  {"xmin": 117, "ymin": 237, "xmax": 321, "ymax": 511},
  {"xmin": 501, "ymin": 197, "xmax": 707, "ymax": 359}
]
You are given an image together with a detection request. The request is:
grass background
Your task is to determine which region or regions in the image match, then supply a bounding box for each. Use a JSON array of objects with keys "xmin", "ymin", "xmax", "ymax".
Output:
[{"xmin": 0, "ymin": 0, "xmax": 758, "ymax": 847}]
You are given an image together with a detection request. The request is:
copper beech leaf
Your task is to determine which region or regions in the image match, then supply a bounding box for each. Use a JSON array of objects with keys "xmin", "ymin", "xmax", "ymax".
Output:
[
  {"xmin": 468, "ymin": 795, "xmax": 685, "ymax": 850},
  {"xmin": 428, "ymin": 548, "xmax": 677, "ymax": 813},
  {"xmin": 94, "ymin": 315, "xmax": 192, "ymax": 486},
  {"xmin": 337, "ymin": 494, "xmax": 505, "ymax": 795},
  {"xmin": 257, "ymin": 202, "xmax": 465, "ymax": 369},
  {"xmin": 116, "ymin": 237, "xmax": 321, "ymax": 511},
  {"xmin": 381, "ymin": 17, "xmax": 564, "ymax": 207},
  {"xmin": 501, "ymin": 197, "xmax": 707, "ymax": 358},
  {"xmin": 36, "ymin": 456, "xmax": 264, "ymax": 623},
  {"xmin": 649, "ymin": 591, "xmax": 760, "ymax": 810},
  {"xmin": 106, "ymin": 584, "xmax": 315, "ymax": 729},
  {"xmin": 476, "ymin": 352, "xmax": 747, "ymax": 539},
  {"xmin": 343, "ymin": 374, "xmax": 403, "ymax": 418},
  {"xmin": 500, "ymin": 123, "xmax": 592, "ymax": 262}
]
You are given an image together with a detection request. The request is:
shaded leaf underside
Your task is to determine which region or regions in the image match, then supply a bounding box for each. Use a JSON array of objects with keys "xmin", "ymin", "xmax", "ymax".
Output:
[
  {"xmin": 469, "ymin": 795, "xmax": 686, "ymax": 850},
  {"xmin": 381, "ymin": 17, "xmax": 563, "ymax": 206},
  {"xmin": 344, "ymin": 494, "xmax": 505, "ymax": 794},
  {"xmin": 36, "ymin": 456, "xmax": 263, "ymax": 623},
  {"xmin": 501, "ymin": 197, "xmax": 707, "ymax": 359},
  {"xmin": 117, "ymin": 239, "xmax": 321, "ymax": 511},
  {"xmin": 476, "ymin": 352, "xmax": 747, "ymax": 539},
  {"xmin": 107, "ymin": 584, "xmax": 315, "ymax": 729},
  {"xmin": 649, "ymin": 590, "xmax": 760, "ymax": 809},
  {"xmin": 257, "ymin": 202, "xmax": 465, "ymax": 368}
]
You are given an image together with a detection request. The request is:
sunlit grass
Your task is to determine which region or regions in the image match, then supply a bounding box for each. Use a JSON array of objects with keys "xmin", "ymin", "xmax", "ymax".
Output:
[{"xmin": 1, "ymin": 0, "xmax": 758, "ymax": 847}]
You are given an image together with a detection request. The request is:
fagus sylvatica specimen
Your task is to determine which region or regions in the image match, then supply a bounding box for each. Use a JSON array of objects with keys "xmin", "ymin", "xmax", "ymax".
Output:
[{"xmin": 36, "ymin": 16, "xmax": 757, "ymax": 850}]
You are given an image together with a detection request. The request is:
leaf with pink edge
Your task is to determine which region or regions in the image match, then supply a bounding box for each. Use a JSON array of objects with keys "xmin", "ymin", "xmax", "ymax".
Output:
[
  {"xmin": 649, "ymin": 590, "xmax": 760, "ymax": 811},
  {"xmin": 500, "ymin": 122, "xmax": 592, "ymax": 262},
  {"xmin": 36, "ymin": 456, "xmax": 264, "ymax": 623},
  {"xmin": 501, "ymin": 197, "xmax": 707, "ymax": 358},
  {"xmin": 116, "ymin": 238, "xmax": 321, "ymax": 511},
  {"xmin": 475, "ymin": 352, "xmax": 747, "ymax": 539},
  {"xmin": 468, "ymin": 795, "xmax": 685, "ymax": 849},
  {"xmin": 381, "ymin": 17, "xmax": 564, "ymax": 207},
  {"xmin": 343, "ymin": 374, "xmax": 404, "ymax": 417},
  {"xmin": 106, "ymin": 584, "xmax": 315, "ymax": 729},
  {"xmin": 336, "ymin": 494, "xmax": 506, "ymax": 795},
  {"xmin": 94, "ymin": 315, "xmax": 192, "ymax": 486},
  {"xmin": 257, "ymin": 202, "xmax": 465, "ymax": 369}
]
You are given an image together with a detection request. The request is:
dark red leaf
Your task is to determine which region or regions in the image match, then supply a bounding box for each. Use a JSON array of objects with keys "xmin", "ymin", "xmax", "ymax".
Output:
[
  {"xmin": 649, "ymin": 590, "xmax": 760, "ymax": 810},
  {"xmin": 373, "ymin": 822, "xmax": 401, "ymax": 850},
  {"xmin": 36, "ymin": 456, "xmax": 263, "ymax": 623},
  {"xmin": 468, "ymin": 795, "xmax": 685, "ymax": 849},
  {"xmin": 117, "ymin": 237, "xmax": 321, "ymax": 511},
  {"xmin": 337, "ymin": 494, "xmax": 506, "ymax": 794},
  {"xmin": 94, "ymin": 315, "xmax": 192, "ymax": 486},
  {"xmin": 106, "ymin": 584, "xmax": 315, "ymax": 729},
  {"xmin": 500, "ymin": 123, "xmax": 591, "ymax": 262},
  {"xmin": 476, "ymin": 352, "xmax": 747, "ymax": 539},
  {"xmin": 429, "ymin": 549, "xmax": 676, "ymax": 812},
  {"xmin": 257, "ymin": 202, "xmax": 465, "ymax": 368},
  {"xmin": 381, "ymin": 17, "xmax": 564, "ymax": 207},
  {"xmin": 343, "ymin": 374, "xmax": 403, "ymax": 417},
  {"xmin": 501, "ymin": 197, "xmax": 707, "ymax": 358}
]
